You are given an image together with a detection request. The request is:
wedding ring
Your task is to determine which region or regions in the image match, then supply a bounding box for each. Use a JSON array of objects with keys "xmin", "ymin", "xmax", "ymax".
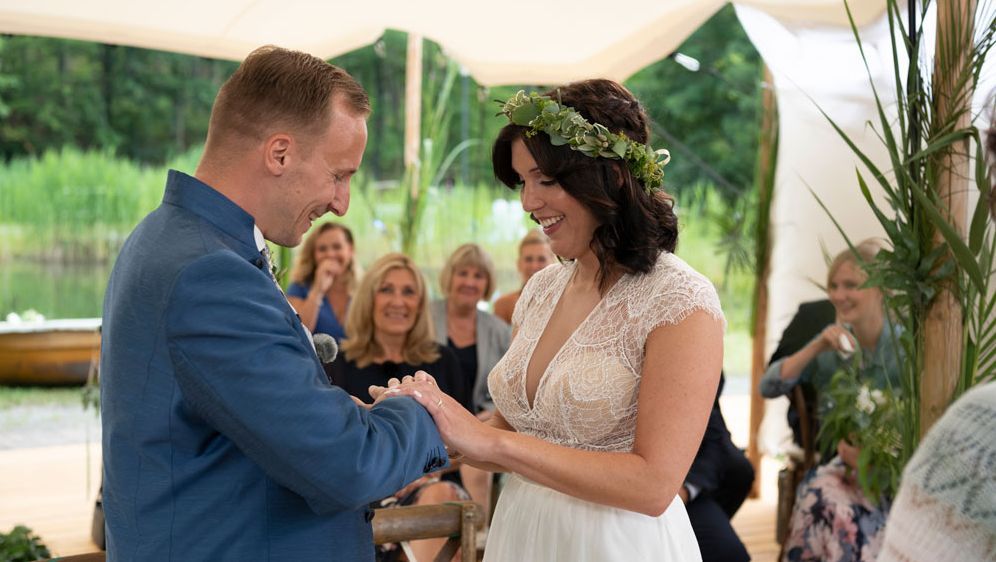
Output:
[{"xmin": 435, "ymin": 398, "xmax": 444, "ymax": 409}]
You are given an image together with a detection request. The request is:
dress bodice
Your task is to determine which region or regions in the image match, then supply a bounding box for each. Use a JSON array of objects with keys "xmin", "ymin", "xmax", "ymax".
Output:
[{"xmin": 488, "ymin": 252, "xmax": 725, "ymax": 452}]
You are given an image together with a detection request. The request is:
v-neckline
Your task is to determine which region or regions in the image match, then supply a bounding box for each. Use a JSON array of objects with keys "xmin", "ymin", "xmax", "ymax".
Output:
[{"xmin": 522, "ymin": 264, "xmax": 626, "ymax": 411}]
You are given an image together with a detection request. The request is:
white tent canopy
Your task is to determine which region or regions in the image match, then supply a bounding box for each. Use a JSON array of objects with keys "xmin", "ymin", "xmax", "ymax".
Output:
[{"xmin": 0, "ymin": 1, "xmax": 888, "ymax": 86}]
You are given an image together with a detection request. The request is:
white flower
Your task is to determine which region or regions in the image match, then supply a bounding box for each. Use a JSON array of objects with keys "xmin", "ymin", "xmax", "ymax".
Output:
[
  {"xmin": 857, "ymin": 386, "xmax": 876, "ymax": 414},
  {"xmin": 870, "ymin": 389, "xmax": 886, "ymax": 406},
  {"xmin": 22, "ymin": 309, "xmax": 44, "ymax": 322}
]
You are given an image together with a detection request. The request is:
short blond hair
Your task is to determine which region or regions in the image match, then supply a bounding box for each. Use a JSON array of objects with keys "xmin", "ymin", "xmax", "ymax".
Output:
[
  {"xmin": 439, "ymin": 243, "xmax": 497, "ymax": 301},
  {"xmin": 340, "ymin": 253, "xmax": 439, "ymax": 368}
]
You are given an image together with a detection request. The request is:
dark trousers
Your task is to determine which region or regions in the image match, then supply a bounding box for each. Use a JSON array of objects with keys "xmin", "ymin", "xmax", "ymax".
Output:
[{"xmin": 688, "ymin": 451, "xmax": 754, "ymax": 562}]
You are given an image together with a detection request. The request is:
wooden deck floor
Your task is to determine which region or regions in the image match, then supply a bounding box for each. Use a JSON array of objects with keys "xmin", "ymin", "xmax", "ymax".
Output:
[{"xmin": 0, "ymin": 396, "xmax": 780, "ymax": 560}]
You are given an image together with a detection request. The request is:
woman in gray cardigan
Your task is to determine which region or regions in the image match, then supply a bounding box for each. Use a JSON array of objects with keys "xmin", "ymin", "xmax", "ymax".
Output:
[{"xmin": 431, "ymin": 243, "xmax": 511, "ymax": 413}]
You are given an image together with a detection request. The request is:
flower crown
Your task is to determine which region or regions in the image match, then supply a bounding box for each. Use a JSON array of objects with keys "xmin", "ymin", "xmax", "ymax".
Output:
[{"xmin": 499, "ymin": 90, "xmax": 670, "ymax": 191}]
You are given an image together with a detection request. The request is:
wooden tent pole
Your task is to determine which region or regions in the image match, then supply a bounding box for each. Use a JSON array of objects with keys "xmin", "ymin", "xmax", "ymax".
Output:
[
  {"xmin": 404, "ymin": 33, "xmax": 423, "ymax": 193},
  {"xmin": 747, "ymin": 65, "xmax": 778, "ymax": 497},
  {"xmin": 921, "ymin": 0, "xmax": 975, "ymax": 435}
]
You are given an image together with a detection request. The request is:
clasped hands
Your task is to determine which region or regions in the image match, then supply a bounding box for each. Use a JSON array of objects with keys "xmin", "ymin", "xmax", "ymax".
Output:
[{"xmin": 366, "ymin": 371, "xmax": 496, "ymax": 464}]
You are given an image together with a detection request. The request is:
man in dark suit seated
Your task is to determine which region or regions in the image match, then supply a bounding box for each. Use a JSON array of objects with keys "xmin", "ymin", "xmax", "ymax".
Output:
[
  {"xmin": 768, "ymin": 299, "xmax": 835, "ymax": 451},
  {"xmin": 681, "ymin": 373, "xmax": 754, "ymax": 562},
  {"xmin": 100, "ymin": 46, "xmax": 447, "ymax": 561}
]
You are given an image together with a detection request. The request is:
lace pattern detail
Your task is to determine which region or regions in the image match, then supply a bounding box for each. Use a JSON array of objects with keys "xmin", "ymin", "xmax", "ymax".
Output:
[{"xmin": 493, "ymin": 252, "xmax": 724, "ymax": 452}]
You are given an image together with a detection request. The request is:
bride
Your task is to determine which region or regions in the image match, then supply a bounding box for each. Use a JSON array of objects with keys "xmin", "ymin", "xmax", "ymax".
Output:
[{"xmin": 381, "ymin": 79, "xmax": 724, "ymax": 561}]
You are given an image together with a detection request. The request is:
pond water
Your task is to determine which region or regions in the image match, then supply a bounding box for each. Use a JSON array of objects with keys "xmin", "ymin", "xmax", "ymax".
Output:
[{"xmin": 1, "ymin": 260, "xmax": 111, "ymax": 319}]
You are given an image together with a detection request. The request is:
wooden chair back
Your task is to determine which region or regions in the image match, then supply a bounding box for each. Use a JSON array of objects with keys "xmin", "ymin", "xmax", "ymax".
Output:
[
  {"xmin": 373, "ymin": 501, "xmax": 482, "ymax": 562},
  {"xmin": 776, "ymin": 385, "xmax": 819, "ymax": 552}
]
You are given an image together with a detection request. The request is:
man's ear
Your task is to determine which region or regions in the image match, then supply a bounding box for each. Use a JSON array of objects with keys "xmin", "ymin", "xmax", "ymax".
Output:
[{"xmin": 263, "ymin": 133, "xmax": 293, "ymax": 176}]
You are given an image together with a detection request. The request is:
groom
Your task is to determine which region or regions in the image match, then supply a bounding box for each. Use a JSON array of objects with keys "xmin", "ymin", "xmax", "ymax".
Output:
[{"xmin": 100, "ymin": 46, "xmax": 447, "ymax": 561}]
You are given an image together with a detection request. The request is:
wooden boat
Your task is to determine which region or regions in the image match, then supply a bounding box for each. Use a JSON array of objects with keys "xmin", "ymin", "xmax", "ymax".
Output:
[{"xmin": 0, "ymin": 318, "xmax": 101, "ymax": 386}]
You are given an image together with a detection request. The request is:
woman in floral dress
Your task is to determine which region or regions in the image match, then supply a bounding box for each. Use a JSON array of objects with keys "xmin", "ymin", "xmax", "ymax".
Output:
[{"xmin": 761, "ymin": 240, "xmax": 903, "ymax": 561}]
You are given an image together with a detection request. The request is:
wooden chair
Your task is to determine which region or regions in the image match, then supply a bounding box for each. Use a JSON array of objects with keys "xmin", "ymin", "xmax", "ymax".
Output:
[
  {"xmin": 373, "ymin": 501, "xmax": 483, "ymax": 562},
  {"xmin": 776, "ymin": 385, "xmax": 818, "ymax": 551}
]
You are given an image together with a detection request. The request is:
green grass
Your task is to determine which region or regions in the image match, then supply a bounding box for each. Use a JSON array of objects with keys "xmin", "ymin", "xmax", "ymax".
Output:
[{"xmin": 0, "ymin": 386, "xmax": 84, "ymax": 408}]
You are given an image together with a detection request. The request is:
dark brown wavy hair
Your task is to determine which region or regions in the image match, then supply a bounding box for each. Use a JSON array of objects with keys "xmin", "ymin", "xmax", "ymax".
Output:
[{"xmin": 492, "ymin": 79, "xmax": 678, "ymax": 291}]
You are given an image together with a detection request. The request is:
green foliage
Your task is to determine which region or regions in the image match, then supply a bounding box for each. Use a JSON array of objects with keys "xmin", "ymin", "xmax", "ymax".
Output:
[
  {"xmin": 0, "ymin": 37, "xmax": 234, "ymax": 163},
  {"xmin": 817, "ymin": 356, "xmax": 904, "ymax": 501},
  {"xmin": 499, "ymin": 90, "xmax": 669, "ymax": 191},
  {"xmin": 0, "ymin": 525, "xmax": 51, "ymax": 561},
  {"xmin": 818, "ymin": 0, "xmax": 995, "ymax": 496},
  {"xmin": 0, "ymin": 146, "xmax": 165, "ymax": 260},
  {"xmin": 627, "ymin": 5, "xmax": 764, "ymax": 277},
  {"xmin": 627, "ymin": 5, "xmax": 761, "ymax": 204}
]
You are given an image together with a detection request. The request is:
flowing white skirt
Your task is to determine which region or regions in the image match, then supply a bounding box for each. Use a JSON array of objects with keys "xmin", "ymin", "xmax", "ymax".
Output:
[{"xmin": 483, "ymin": 474, "xmax": 702, "ymax": 561}]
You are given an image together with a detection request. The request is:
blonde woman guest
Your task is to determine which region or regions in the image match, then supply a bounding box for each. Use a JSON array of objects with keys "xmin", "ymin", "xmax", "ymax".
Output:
[
  {"xmin": 326, "ymin": 252, "xmax": 470, "ymax": 562},
  {"xmin": 286, "ymin": 222, "xmax": 359, "ymax": 340},
  {"xmin": 760, "ymin": 239, "xmax": 903, "ymax": 562},
  {"xmin": 493, "ymin": 229, "xmax": 555, "ymax": 324}
]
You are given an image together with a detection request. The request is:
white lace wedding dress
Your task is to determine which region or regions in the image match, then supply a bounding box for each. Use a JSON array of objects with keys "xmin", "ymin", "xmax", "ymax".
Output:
[{"xmin": 484, "ymin": 251, "xmax": 724, "ymax": 562}]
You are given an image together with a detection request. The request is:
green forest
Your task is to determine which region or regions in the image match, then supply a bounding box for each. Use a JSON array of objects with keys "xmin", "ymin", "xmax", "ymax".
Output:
[{"xmin": 0, "ymin": 6, "xmax": 762, "ymax": 374}]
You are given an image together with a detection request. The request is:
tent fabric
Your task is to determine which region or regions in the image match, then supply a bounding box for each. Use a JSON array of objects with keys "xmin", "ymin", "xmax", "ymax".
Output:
[
  {"xmin": 735, "ymin": 5, "xmax": 897, "ymax": 357},
  {"xmin": 0, "ymin": 1, "xmax": 887, "ymax": 86}
]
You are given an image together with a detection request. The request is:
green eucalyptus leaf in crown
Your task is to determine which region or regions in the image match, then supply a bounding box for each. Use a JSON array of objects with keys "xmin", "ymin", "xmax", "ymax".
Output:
[{"xmin": 499, "ymin": 90, "xmax": 670, "ymax": 192}]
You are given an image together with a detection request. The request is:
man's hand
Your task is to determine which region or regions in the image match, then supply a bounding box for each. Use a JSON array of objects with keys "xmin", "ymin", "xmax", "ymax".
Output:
[
  {"xmin": 369, "ymin": 371, "xmax": 439, "ymax": 405},
  {"xmin": 350, "ymin": 395, "xmax": 371, "ymax": 410}
]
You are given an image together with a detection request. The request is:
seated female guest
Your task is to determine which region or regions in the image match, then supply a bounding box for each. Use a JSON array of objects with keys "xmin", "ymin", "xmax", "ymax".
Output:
[
  {"xmin": 493, "ymin": 229, "xmax": 555, "ymax": 324},
  {"xmin": 431, "ymin": 243, "xmax": 511, "ymax": 521},
  {"xmin": 286, "ymin": 222, "xmax": 358, "ymax": 340},
  {"xmin": 328, "ymin": 252, "xmax": 470, "ymax": 410},
  {"xmin": 760, "ymin": 238, "xmax": 902, "ymax": 562},
  {"xmin": 326, "ymin": 252, "xmax": 470, "ymax": 562},
  {"xmin": 431, "ymin": 243, "xmax": 511, "ymax": 413}
]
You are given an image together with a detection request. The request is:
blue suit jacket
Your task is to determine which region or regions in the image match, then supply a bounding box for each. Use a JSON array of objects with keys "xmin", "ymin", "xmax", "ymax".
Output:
[{"xmin": 101, "ymin": 170, "xmax": 448, "ymax": 561}]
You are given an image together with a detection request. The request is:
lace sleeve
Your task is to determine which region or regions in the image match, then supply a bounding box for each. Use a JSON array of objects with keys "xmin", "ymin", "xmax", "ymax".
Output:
[{"xmin": 641, "ymin": 255, "xmax": 726, "ymax": 336}]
